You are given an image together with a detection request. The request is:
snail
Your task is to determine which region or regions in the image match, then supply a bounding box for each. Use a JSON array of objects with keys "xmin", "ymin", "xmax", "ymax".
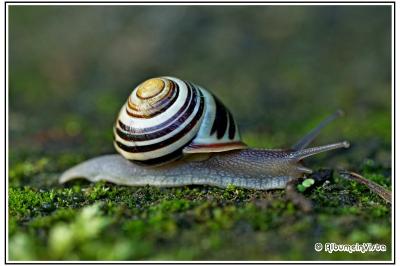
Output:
[{"xmin": 60, "ymin": 76, "xmax": 350, "ymax": 190}]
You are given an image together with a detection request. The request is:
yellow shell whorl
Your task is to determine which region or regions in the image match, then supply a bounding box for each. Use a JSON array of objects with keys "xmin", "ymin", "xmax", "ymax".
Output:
[
  {"xmin": 127, "ymin": 77, "xmax": 177, "ymax": 118},
  {"xmin": 136, "ymin": 78, "xmax": 165, "ymax": 99}
]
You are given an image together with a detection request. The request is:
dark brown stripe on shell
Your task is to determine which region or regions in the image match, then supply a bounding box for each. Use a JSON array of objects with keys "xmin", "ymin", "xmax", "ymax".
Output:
[
  {"xmin": 128, "ymin": 136, "xmax": 196, "ymax": 165},
  {"xmin": 117, "ymin": 80, "xmax": 195, "ymax": 134},
  {"xmin": 115, "ymin": 90, "xmax": 205, "ymax": 153},
  {"xmin": 210, "ymin": 95, "xmax": 228, "ymax": 139},
  {"xmin": 227, "ymin": 110, "xmax": 236, "ymax": 140},
  {"xmin": 116, "ymin": 84, "xmax": 199, "ymax": 141}
]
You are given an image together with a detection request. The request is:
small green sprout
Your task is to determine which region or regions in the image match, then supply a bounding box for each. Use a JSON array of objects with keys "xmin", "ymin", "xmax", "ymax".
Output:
[{"xmin": 297, "ymin": 178, "xmax": 315, "ymax": 192}]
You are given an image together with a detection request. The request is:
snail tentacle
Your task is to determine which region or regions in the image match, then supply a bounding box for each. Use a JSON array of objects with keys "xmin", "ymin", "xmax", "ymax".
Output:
[
  {"xmin": 290, "ymin": 141, "xmax": 350, "ymax": 160},
  {"xmin": 292, "ymin": 109, "xmax": 344, "ymax": 150}
]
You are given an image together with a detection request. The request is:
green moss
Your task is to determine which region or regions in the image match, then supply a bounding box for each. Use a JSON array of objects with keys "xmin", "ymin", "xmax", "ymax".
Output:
[
  {"xmin": 8, "ymin": 152, "xmax": 391, "ymax": 261},
  {"xmin": 8, "ymin": 175, "xmax": 391, "ymax": 260}
]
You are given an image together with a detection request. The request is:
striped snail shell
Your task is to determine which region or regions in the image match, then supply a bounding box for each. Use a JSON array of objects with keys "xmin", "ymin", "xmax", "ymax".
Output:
[{"xmin": 113, "ymin": 77, "xmax": 247, "ymax": 165}]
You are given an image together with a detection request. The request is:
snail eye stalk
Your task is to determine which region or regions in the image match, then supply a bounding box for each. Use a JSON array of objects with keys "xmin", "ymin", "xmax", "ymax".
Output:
[
  {"xmin": 292, "ymin": 109, "xmax": 344, "ymax": 151},
  {"xmin": 290, "ymin": 141, "xmax": 350, "ymax": 161}
]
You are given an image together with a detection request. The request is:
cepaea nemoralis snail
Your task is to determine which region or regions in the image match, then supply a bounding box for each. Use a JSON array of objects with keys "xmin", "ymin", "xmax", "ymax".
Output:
[{"xmin": 60, "ymin": 76, "xmax": 350, "ymax": 190}]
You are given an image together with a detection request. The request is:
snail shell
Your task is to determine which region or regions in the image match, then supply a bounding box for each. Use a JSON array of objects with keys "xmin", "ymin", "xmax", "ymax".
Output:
[{"xmin": 113, "ymin": 77, "xmax": 247, "ymax": 165}]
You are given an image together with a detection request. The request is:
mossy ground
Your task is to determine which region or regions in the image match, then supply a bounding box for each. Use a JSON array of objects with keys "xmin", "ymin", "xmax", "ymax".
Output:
[
  {"xmin": 8, "ymin": 135, "xmax": 392, "ymax": 260},
  {"xmin": 8, "ymin": 5, "xmax": 391, "ymax": 261}
]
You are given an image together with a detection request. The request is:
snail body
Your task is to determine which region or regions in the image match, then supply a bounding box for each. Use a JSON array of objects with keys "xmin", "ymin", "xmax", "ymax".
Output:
[{"xmin": 60, "ymin": 77, "xmax": 349, "ymax": 190}]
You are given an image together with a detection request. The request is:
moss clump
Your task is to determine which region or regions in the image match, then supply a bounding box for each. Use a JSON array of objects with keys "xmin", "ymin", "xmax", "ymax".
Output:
[{"xmin": 8, "ymin": 158, "xmax": 391, "ymax": 260}]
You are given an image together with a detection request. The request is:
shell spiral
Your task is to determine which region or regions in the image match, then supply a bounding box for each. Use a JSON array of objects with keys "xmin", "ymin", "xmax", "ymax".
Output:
[{"xmin": 114, "ymin": 77, "xmax": 247, "ymax": 165}]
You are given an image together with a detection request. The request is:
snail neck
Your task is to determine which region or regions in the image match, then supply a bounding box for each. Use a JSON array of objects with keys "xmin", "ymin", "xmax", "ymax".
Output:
[
  {"xmin": 213, "ymin": 148, "xmax": 291, "ymax": 163},
  {"xmin": 204, "ymin": 148, "xmax": 304, "ymax": 179}
]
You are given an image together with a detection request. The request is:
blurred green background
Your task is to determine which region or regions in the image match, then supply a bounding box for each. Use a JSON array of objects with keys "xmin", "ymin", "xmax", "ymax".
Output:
[{"xmin": 9, "ymin": 5, "xmax": 392, "ymax": 261}]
